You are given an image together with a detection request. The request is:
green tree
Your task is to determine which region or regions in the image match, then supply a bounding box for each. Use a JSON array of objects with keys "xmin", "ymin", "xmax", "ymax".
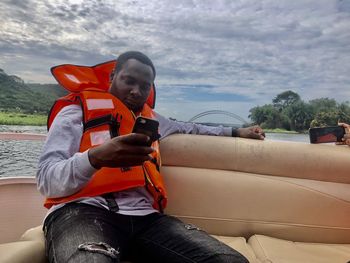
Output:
[
  {"xmin": 284, "ymin": 101, "xmax": 313, "ymax": 131},
  {"xmin": 309, "ymin": 98, "xmax": 337, "ymax": 114},
  {"xmin": 337, "ymin": 102, "xmax": 350, "ymax": 123},
  {"xmin": 272, "ymin": 90, "xmax": 301, "ymax": 111},
  {"xmin": 0, "ymin": 69, "xmax": 66, "ymax": 114},
  {"xmin": 249, "ymin": 90, "xmax": 350, "ymax": 132},
  {"xmin": 249, "ymin": 105, "xmax": 274, "ymax": 125},
  {"xmin": 310, "ymin": 111, "xmax": 340, "ymax": 127},
  {"xmin": 249, "ymin": 104, "xmax": 288, "ymax": 129},
  {"xmin": 309, "ymin": 101, "xmax": 350, "ymax": 127}
]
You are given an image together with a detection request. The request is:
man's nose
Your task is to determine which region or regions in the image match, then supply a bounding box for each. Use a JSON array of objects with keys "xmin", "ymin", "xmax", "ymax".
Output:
[{"xmin": 130, "ymin": 85, "xmax": 142, "ymax": 96}]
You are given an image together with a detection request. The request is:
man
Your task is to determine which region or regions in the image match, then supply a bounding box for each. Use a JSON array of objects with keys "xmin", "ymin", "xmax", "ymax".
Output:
[{"xmin": 37, "ymin": 51, "xmax": 265, "ymax": 263}]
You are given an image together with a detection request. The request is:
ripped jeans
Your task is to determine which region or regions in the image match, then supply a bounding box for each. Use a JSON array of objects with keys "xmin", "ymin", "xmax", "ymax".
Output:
[{"xmin": 44, "ymin": 203, "xmax": 248, "ymax": 263}]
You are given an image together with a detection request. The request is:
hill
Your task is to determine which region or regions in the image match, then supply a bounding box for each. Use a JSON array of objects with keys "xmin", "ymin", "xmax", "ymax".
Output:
[{"xmin": 0, "ymin": 69, "xmax": 67, "ymax": 114}]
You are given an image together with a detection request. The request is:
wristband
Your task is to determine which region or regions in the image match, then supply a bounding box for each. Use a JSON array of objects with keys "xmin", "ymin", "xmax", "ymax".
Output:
[{"xmin": 232, "ymin": 128, "xmax": 239, "ymax": 137}]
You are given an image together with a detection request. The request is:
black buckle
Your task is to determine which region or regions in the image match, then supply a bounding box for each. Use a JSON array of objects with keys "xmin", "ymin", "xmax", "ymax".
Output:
[
  {"xmin": 84, "ymin": 114, "xmax": 121, "ymax": 138},
  {"xmin": 102, "ymin": 193, "xmax": 119, "ymax": 212}
]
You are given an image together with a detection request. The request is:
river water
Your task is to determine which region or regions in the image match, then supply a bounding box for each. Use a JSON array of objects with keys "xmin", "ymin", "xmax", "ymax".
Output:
[{"xmin": 0, "ymin": 125, "xmax": 309, "ymax": 178}]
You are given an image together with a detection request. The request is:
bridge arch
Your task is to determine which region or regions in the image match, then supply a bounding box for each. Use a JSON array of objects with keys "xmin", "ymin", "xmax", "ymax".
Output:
[{"xmin": 188, "ymin": 110, "xmax": 248, "ymax": 124}]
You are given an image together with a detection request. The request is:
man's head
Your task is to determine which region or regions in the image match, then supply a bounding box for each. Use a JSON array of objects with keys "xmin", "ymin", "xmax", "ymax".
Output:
[{"xmin": 109, "ymin": 51, "xmax": 156, "ymax": 112}]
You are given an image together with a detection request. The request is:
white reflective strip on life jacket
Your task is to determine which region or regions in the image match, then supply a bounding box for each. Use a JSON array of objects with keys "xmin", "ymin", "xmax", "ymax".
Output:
[
  {"xmin": 86, "ymin": 99, "xmax": 114, "ymax": 110},
  {"xmin": 65, "ymin": 74, "xmax": 80, "ymax": 83},
  {"xmin": 90, "ymin": 130, "xmax": 111, "ymax": 146}
]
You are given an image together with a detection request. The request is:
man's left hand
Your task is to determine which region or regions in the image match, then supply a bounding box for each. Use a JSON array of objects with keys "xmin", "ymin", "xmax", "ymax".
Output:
[{"xmin": 237, "ymin": 126, "xmax": 265, "ymax": 140}]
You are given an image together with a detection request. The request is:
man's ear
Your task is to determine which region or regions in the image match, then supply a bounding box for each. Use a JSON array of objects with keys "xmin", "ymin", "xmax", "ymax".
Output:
[{"xmin": 110, "ymin": 71, "xmax": 115, "ymax": 82}]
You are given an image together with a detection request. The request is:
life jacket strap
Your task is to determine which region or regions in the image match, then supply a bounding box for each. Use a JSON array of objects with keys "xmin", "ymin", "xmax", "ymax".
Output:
[
  {"xmin": 158, "ymin": 196, "xmax": 164, "ymax": 214},
  {"xmin": 150, "ymin": 157, "xmax": 160, "ymax": 171},
  {"xmin": 102, "ymin": 193, "xmax": 119, "ymax": 212},
  {"xmin": 84, "ymin": 114, "xmax": 121, "ymax": 138}
]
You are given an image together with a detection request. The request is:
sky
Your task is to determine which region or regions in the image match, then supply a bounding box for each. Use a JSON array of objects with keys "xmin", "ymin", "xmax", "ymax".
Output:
[{"xmin": 1, "ymin": 0, "xmax": 350, "ymax": 123}]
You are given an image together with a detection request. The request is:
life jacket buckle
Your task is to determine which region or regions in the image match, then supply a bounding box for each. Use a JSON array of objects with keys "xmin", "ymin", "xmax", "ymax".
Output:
[
  {"xmin": 102, "ymin": 193, "xmax": 119, "ymax": 212},
  {"xmin": 109, "ymin": 114, "xmax": 120, "ymax": 138},
  {"xmin": 83, "ymin": 114, "xmax": 121, "ymax": 139}
]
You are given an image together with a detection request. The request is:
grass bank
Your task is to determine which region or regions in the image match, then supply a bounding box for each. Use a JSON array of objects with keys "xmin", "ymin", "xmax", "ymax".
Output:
[
  {"xmin": 264, "ymin": 128, "xmax": 300, "ymax": 134},
  {"xmin": 0, "ymin": 112, "xmax": 47, "ymax": 126}
]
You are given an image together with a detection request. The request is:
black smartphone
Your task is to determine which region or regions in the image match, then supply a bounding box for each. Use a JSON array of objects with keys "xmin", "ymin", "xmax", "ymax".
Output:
[
  {"xmin": 309, "ymin": 126, "xmax": 345, "ymax": 144},
  {"xmin": 132, "ymin": 116, "xmax": 160, "ymax": 142}
]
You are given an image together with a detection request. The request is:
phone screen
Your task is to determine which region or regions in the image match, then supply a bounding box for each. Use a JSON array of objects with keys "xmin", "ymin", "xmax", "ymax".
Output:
[{"xmin": 309, "ymin": 126, "xmax": 345, "ymax": 144}]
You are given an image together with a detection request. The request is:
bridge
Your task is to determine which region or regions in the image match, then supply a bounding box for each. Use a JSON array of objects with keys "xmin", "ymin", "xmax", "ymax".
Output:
[{"xmin": 188, "ymin": 110, "xmax": 248, "ymax": 126}]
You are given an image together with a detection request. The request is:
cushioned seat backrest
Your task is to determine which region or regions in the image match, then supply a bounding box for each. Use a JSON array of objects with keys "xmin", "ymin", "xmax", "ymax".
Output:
[
  {"xmin": 160, "ymin": 135, "xmax": 350, "ymax": 243},
  {"xmin": 160, "ymin": 134, "xmax": 350, "ymax": 183}
]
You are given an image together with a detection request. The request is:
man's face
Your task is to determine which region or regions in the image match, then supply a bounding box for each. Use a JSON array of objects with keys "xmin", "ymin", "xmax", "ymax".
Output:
[{"xmin": 109, "ymin": 59, "xmax": 154, "ymax": 112}]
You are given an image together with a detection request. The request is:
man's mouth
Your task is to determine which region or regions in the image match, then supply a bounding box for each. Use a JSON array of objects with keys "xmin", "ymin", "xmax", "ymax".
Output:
[{"xmin": 124, "ymin": 98, "xmax": 141, "ymax": 110}]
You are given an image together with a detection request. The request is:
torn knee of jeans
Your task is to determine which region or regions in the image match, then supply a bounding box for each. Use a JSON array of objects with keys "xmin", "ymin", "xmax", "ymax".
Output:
[
  {"xmin": 184, "ymin": 224, "xmax": 200, "ymax": 231},
  {"xmin": 78, "ymin": 242, "xmax": 119, "ymax": 259}
]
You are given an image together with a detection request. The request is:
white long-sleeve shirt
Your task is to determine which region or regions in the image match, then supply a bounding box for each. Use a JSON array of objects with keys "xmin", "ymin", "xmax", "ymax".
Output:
[{"xmin": 37, "ymin": 104, "xmax": 233, "ymax": 216}]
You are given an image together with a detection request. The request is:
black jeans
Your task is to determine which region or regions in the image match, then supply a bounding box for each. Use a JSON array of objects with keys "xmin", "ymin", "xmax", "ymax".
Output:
[{"xmin": 44, "ymin": 203, "xmax": 248, "ymax": 263}]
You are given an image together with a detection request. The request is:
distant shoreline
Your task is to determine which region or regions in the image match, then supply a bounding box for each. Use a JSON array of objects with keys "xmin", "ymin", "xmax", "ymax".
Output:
[
  {"xmin": 0, "ymin": 112, "xmax": 306, "ymax": 134},
  {"xmin": 263, "ymin": 128, "xmax": 301, "ymax": 134},
  {"xmin": 0, "ymin": 112, "xmax": 46, "ymax": 126}
]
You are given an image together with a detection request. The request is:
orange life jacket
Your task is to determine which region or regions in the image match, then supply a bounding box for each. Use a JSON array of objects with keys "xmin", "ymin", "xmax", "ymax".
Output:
[{"xmin": 44, "ymin": 61, "xmax": 167, "ymax": 211}]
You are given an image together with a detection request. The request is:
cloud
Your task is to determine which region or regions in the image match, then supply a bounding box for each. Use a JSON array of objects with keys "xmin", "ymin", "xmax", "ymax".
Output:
[{"xmin": 0, "ymin": 0, "xmax": 349, "ymax": 120}]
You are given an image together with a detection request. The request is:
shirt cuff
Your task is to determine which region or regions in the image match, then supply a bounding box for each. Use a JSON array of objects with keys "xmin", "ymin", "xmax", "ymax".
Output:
[{"xmin": 76, "ymin": 150, "xmax": 98, "ymax": 179}]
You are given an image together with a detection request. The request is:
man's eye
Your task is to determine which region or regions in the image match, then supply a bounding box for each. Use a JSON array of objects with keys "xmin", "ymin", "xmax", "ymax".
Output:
[
  {"xmin": 125, "ymin": 79, "xmax": 136, "ymax": 85},
  {"xmin": 141, "ymin": 85, "xmax": 151, "ymax": 91}
]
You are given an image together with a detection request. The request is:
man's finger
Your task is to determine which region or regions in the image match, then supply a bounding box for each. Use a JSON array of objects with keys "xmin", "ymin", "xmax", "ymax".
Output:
[
  {"xmin": 251, "ymin": 126, "xmax": 265, "ymax": 138},
  {"xmin": 115, "ymin": 154, "xmax": 152, "ymax": 167},
  {"xmin": 127, "ymin": 146, "xmax": 155, "ymax": 155},
  {"xmin": 115, "ymin": 133, "xmax": 151, "ymax": 145},
  {"xmin": 249, "ymin": 132, "xmax": 264, "ymax": 140}
]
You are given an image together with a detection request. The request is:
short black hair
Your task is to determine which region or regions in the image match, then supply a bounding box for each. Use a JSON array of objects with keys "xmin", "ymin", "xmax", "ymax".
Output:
[{"xmin": 114, "ymin": 51, "xmax": 156, "ymax": 79}]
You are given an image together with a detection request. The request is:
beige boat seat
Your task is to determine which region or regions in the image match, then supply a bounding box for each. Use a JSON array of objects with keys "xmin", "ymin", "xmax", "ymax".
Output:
[
  {"xmin": 248, "ymin": 235, "xmax": 350, "ymax": 263},
  {"xmin": 1, "ymin": 136, "xmax": 350, "ymax": 262},
  {"xmin": 2, "ymin": 226, "xmax": 257, "ymax": 263},
  {"xmin": 0, "ymin": 226, "xmax": 45, "ymax": 263},
  {"xmin": 213, "ymin": 235, "xmax": 260, "ymax": 263},
  {"xmin": 0, "ymin": 240, "xmax": 45, "ymax": 263},
  {"xmin": 3, "ymin": 226, "xmax": 350, "ymax": 263}
]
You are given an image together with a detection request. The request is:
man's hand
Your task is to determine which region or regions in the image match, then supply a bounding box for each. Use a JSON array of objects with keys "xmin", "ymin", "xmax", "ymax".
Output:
[
  {"xmin": 237, "ymin": 125, "xmax": 265, "ymax": 140},
  {"xmin": 336, "ymin": 123, "xmax": 350, "ymax": 146},
  {"xmin": 88, "ymin": 133, "xmax": 154, "ymax": 169}
]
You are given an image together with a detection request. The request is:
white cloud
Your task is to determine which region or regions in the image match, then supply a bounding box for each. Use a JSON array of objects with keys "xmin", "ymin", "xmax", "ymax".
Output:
[{"xmin": 0, "ymin": 0, "xmax": 349, "ymax": 120}]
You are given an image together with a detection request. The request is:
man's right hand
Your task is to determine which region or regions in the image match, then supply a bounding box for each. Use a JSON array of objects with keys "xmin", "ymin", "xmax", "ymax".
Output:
[{"xmin": 88, "ymin": 133, "xmax": 154, "ymax": 169}]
